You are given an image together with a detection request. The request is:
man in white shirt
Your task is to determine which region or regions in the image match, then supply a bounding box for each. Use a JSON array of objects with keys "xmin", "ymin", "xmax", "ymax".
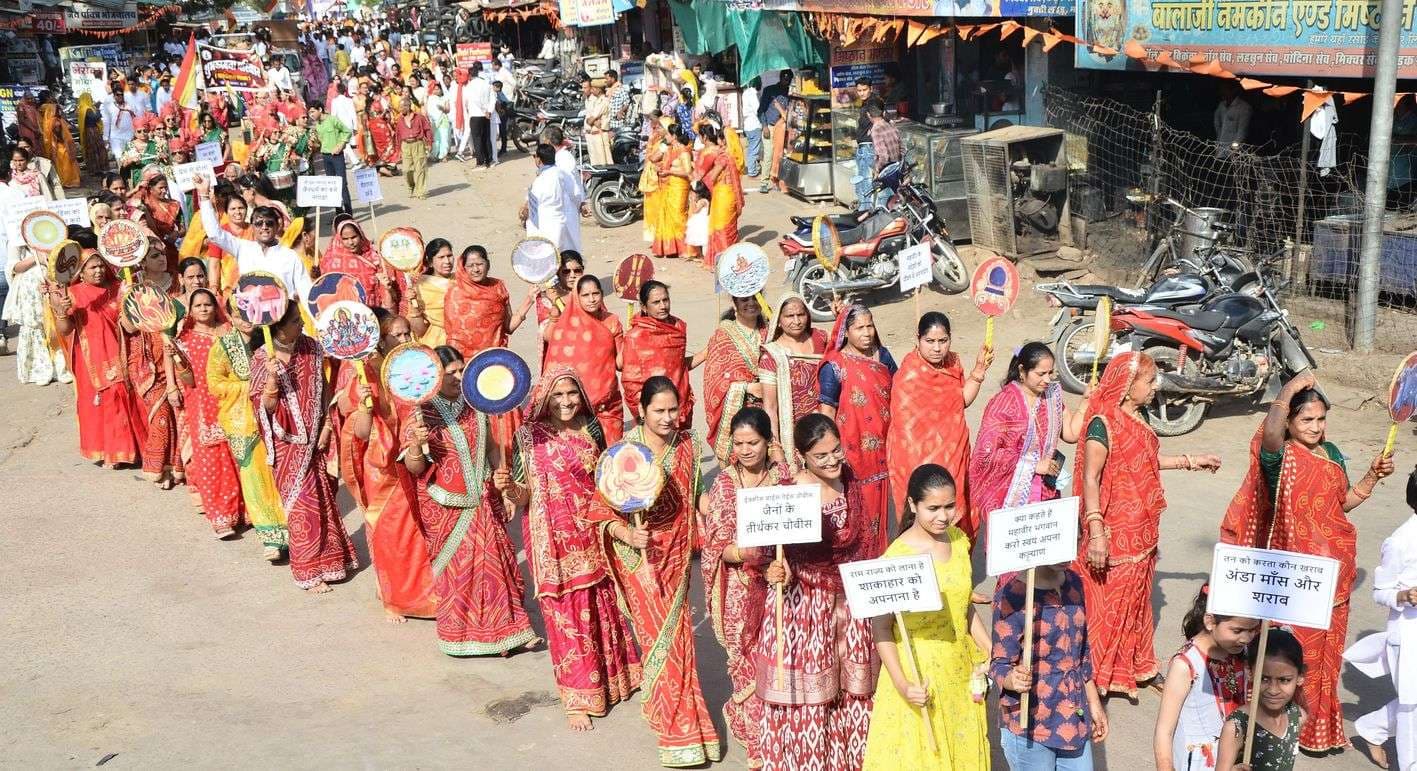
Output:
[
  {"xmin": 542, "ymin": 124, "xmax": 586, "ymax": 199},
  {"xmin": 490, "ymin": 58, "xmax": 516, "ymax": 102},
  {"xmin": 462, "ymin": 63, "xmax": 494, "ymax": 168},
  {"xmin": 740, "ymin": 83, "xmax": 762, "ymax": 178},
  {"xmin": 126, "ymin": 83, "xmax": 149, "ymax": 118},
  {"xmin": 350, "ymin": 37, "xmax": 369, "ymax": 69},
  {"xmin": 153, "ymin": 76, "xmax": 173, "ymax": 116},
  {"xmin": 329, "ymin": 81, "xmax": 360, "ymax": 166},
  {"xmin": 193, "ymin": 175, "xmax": 313, "ymax": 304},
  {"xmin": 102, "ymin": 90, "xmax": 135, "ymax": 161},
  {"xmin": 268, "ymin": 57, "xmax": 294, "ymax": 95},
  {"xmin": 521, "ymin": 143, "xmax": 582, "ymax": 252}
]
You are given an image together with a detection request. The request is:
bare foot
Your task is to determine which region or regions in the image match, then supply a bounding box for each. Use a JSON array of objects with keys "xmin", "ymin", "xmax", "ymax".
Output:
[
  {"xmin": 567, "ymin": 714, "xmax": 593, "ymax": 732},
  {"xmin": 385, "ymin": 611, "xmax": 408, "ymax": 624},
  {"xmin": 214, "ymin": 528, "xmax": 236, "ymax": 540},
  {"xmin": 262, "ymin": 546, "xmax": 282, "ymax": 562},
  {"xmin": 307, "ymin": 581, "xmax": 332, "ymax": 594}
]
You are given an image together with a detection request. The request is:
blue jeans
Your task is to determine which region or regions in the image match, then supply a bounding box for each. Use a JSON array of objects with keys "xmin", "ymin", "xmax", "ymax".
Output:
[
  {"xmin": 745, "ymin": 127, "xmax": 763, "ymax": 177},
  {"xmin": 854, "ymin": 142, "xmax": 876, "ymax": 210},
  {"xmin": 999, "ymin": 729, "xmax": 1094, "ymax": 770}
]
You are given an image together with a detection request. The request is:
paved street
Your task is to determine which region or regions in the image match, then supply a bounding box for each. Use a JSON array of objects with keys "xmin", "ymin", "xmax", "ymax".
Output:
[{"xmin": 1, "ymin": 153, "xmax": 1407, "ymax": 769}]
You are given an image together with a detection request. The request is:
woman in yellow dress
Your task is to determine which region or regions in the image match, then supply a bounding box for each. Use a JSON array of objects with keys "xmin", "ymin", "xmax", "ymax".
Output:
[
  {"xmin": 652, "ymin": 126, "xmax": 692, "ymax": 259},
  {"xmin": 39, "ymin": 94, "xmax": 80, "ymax": 188},
  {"xmin": 862, "ymin": 463, "xmax": 990, "ymax": 769},
  {"xmin": 410, "ymin": 237, "xmax": 453, "ymax": 346},
  {"xmin": 639, "ymin": 114, "xmax": 670, "ymax": 247}
]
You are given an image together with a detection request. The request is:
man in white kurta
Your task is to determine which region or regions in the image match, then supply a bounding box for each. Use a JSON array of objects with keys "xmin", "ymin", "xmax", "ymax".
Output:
[
  {"xmin": 1345, "ymin": 467, "xmax": 1417, "ymax": 771},
  {"xmin": 523, "ymin": 143, "xmax": 582, "ymax": 252}
]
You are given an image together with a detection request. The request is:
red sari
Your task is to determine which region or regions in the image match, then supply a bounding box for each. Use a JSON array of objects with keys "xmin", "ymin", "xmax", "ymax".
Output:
[
  {"xmin": 583, "ymin": 427, "xmax": 721, "ymax": 767},
  {"xmin": 176, "ymin": 325, "xmax": 244, "ymax": 532},
  {"xmin": 970, "ymin": 381, "xmax": 1065, "ymax": 520},
  {"xmin": 442, "ymin": 267, "xmax": 521, "ymax": 453},
  {"xmin": 1220, "ymin": 434, "xmax": 1355, "ymax": 752},
  {"xmin": 321, "ymin": 220, "xmax": 395, "ymax": 309},
  {"xmin": 128, "ymin": 331, "xmax": 183, "ymax": 480},
  {"xmin": 1073, "ymin": 352, "xmax": 1165, "ymax": 696},
  {"xmin": 758, "ymin": 301, "xmax": 828, "ymax": 471},
  {"xmin": 414, "ymin": 394, "xmax": 535, "ymax": 656},
  {"xmin": 250, "ymin": 337, "xmax": 359, "ymax": 589},
  {"xmin": 622, "ymin": 313, "xmax": 694, "ymax": 429},
  {"xmin": 65, "ymin": 277, "xmax": 145, "ymax": 465},
  {"xmin": 544, "ymin": 300, "xmax": 624, "ymax": 444},
  {"xmin": 818, "ymin": 308, "xmax": 895, "ymax": 540},
  {"xmin": 703, "ymin": 320, "xmax": 765, "ymax": 463},
  {"xmin": 886, "ymin": 350, "xmax": 974, "ymax": 537},
  {"xmin": 515, "ymin": 369, "xmax": 642, "ymax": 715},
  {"xmin": 365, "ymin": 110, "xmax": 401, "ymax": 166}
]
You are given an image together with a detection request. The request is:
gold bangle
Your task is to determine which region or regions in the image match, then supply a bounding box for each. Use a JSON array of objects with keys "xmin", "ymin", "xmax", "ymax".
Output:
[{"xmin": 1353, "ymin": 486, "xmax": 1373, "ymax": 501}]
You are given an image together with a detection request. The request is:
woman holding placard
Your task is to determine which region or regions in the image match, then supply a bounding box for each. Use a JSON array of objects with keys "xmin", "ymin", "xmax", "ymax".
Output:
[
  {"xmin": 1220, "ymin": 370, "xmax": 1394, "ymax": 753},
  {"xmin": 886, "ymin": 312, "xmax": 992, "ymax": 540},
  {"xmin": 758, "ymin": 294, "xmax": 827, "ymax": 470},
  {"xmin": 700, "ymin": 407, "xmax": 790, "ymax": 767},
  {"xmin": 621, "ymin": 280, "xmax": 700, "ymax": 430},
  {"xmin": 174, "ymin": 288, "xmax": 244, "ymax": 538},
  {"xmin": 703, "ymin": 295, "xmax": 766, "ymax": 464},
  {"xmin": 497, "ymin": 367, "xmax": 642, "ymax": 731},
  {"xmin": 402, "ymin": 345, "xmax": 536, "ymax": 656},
  {"xmin": 1077, "ymin": 352, "xmax": 1221, "ymax": 697},
  {"xmin": 543, "ymin": 275, "xmax": 625, "ymax": 444},
  {"xmin": 863, "ymin": 463, "xmax": 991, "ymax": 769},
  {"xmin": 583, "ymin": 378, "xmax": 720, "ymax": 767},
  {"xmin": 252, "ymin": 302, "xmax": 359, "ymax": 592}
]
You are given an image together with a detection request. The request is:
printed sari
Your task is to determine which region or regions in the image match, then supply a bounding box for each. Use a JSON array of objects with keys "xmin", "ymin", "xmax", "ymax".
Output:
[
  {"xmin": 207, "ymin": 331, "xmax": 288, "ymax": 549},
  {"xmin": 703, "ymin": 320, "xmax": 765, "ymax": 464},
  {"xmin": 758, "ymin": 295, "xmax": 828, "ymax": 470},
  {"xmin": 414, "ymin": 395, "xmax": 535, "ymax": 656},
  {"xmin": 128, "ymin": 331, "xmax": 183, "ymax": 481},
  {"xmin": 514, "ymin": 369, "xmax": 642, "ymax": 715},
  {"xmin": 544, "ymin": 299, "xmax": 624, "ymax": 444},
  {"xmin": 250, "ymin": 336, "xmax": 359, "ymax": 588},
  {"xmin": 1221, "ymin": 432, "xmax": 1355, "ymax": 752},
  {"xmin": 1073, "ymin": 352, "xmax": 1165, "ymax": 696},
  {"xmin": 652, "ymin": 145, "xmax": 691, "ymax": 257},
  {"xmin": 695, "ymin": 145, "xmax": 743, "ymax": 269},
  {"xmin": 176, "ymin": 325, "xmax": 244, "ymax": 532},
  {"xmin": 583, "ymin": 427, "xmax": 721, "ymax": 767},
  {"xmin": 886, "ymin": 350, "xmax": 975, "ymax": 538},
  {"xmin": 969, "ymin": 381, "xmax": 1065, "ymax": 526},
  {"xmin": 818, "ymin": 308, "xmax": 896, "ymax": 540},
  {"xmin": 621, "ymin": 313, "xmax": 694, "ymax": 429},
  {"xmin": 65, "ymin": 277, "xmax": 145, "ymax": 465},
  {"xmin": 321, "ymin": 219, "xmax": 394, "ymax": 309},
  {"xmin": 443, "ymin": 268, "xmax": 509, "ymax": 358}
]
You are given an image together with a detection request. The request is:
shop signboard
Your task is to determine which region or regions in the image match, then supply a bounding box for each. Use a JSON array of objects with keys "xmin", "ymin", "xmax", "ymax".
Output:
[
  {"xmin": 198, "ymin": 44, "xmax": 268, "ymax": 92},
  {"xmin": 64, "ymin": 2, "xmax": 138, "ymax": 31},
  {"xmin": 68, "ymin": 61, "xmax": 107, "ymax": 100},
  {"xmin": 560, "ymin": 0, "xmax": 617, "ymax": 26},
  {"xmin": 454, "ymin": 42, "xmax": 492, "ymax": 70},
  {"xmin": 830, "ymin": 43, "xmax": 896, "ymax": 99},
  {"xmin": 0, "ymin": 84, "xmax": 45, "ymax": 128},
  {"xmin": 743, "ymin": 0, "xmax": 1068, "ymax": 16},
  {"xmin": 27, "ymin": 10, "xmax": 67, "ymax": 34},
  {"xmin": 1075, "ymin": 0, "xmax": 1417, "ymax": 77},
  {"xmin": 59, "ymin": 44, "xmax": 128, "ymax": 74}
]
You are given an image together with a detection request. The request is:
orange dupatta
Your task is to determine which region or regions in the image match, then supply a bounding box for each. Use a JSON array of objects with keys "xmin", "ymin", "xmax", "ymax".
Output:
[
  {"xmin": 544, "ymin": 298, "xmax": 624, "ymax": 444},
  {"xmin": 886, "ymin": 349, "xmax": 974, "ymax": 538}
]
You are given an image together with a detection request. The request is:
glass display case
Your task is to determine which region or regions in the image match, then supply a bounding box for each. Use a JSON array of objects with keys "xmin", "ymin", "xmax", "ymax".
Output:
[
  {"xmin": 779, "ymin": 94, "xmax": 835, "ymax": 201},
  {"xmin": 830, "ymin": 100, "xmax": 861, "ymax": 207},
  {"xmin": 897, "ymin": 121, "xmax": 978, "ymax": 241}
]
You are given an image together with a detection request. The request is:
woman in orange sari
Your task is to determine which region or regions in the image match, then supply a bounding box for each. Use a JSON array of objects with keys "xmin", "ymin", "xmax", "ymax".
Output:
[
  {"xmin": 442, "ymin": 244, "xmax": 534, "ymax": 359},
  {"xmin": 621, "ymin": 280, "xmax": 700, "ymax": 429},
  {"xmin": 39, "ymin": 93, "xmax": 80, "ymax": 189},
  {"xmin": 694, "ymin": 124, "xmax": 743, "ymax": 269},
  {"xmin": 703, "ymin": 295, "xmax": 766, "ymax": 464},
  {"xmin": 1219, "ymin": 370, "xmax": 1393, "ymax": 752},
  {"xmin": 543, "ymin": 275, "xmax": 625, "ymax": 444},
  {"xmin": 758, "ymin": 293, "xmax": 827, "ymax": 471},
  {"xmin": 818, "ymin": 304, "xmax": 896, "ymax": 539},
  {"xmin": 886, "ymin": 311, "xmax": 992, "ymax": 539},
  {"xmin": 49, "ymin": 252, "xmax": 146, "ymax": 467},
  {"xmin": 322, "ymin": 216, "xmax": 399, "ymax": 311},
  {"xmin": 583, "ymin": 377, "xmax": 721, "ymax": 767},
  {"xmin": 652, "ymin": 128, "xmax": 692, "ymax": 259},
  {"xmin": 134, "ymin": 167, "xmax": 183, "ymax": 272},
  {"xmin": 1077, "ymin": 352, "xmax": 1220, "ymax": 696},
  {"xmin": 128, "ymin": 326, "xmax": 184, "ymax": 489}
]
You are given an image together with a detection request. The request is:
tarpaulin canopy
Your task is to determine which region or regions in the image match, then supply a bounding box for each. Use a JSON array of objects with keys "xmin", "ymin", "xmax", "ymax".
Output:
[{"xmin": 667, "ymin": 0, "xmax": 826, "ymax": 85}]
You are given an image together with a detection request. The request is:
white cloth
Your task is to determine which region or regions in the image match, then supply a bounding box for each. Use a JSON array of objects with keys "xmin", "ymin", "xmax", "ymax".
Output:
[
  {"xmin": 330, "ymin": 94, "xmax": 358, "ymax": 135},
  {"xmin": 554, "ymin": 146, "xmax": 587, "ymax": 199},
  {"xmin": 1213, "ymin": 97, "xmax": 1251, "ymax": 157},
  {"xmin": 740, "ymin": 86, "xmax": 761, "ymax": 132},
  {"xmin": 1345, "ymin": 514, "xmax": 1417, "ymax": 771},
  {"xmin": 492, "ymin": 66, "xmax": 517, "ymax": 102},
  {"xmin": 1170, "ymin": 642, "xmax": 1231, "ymax": 770},
  {"xmin": 101, "ymin": 101, "xmax": 134, "ymax": 144},
  {"xmin": 1312, "ymin": 96, "xmax": 1339, "ymax": 174},
  {"xmin": 537, "ymin": 38, "xmax": 557, "ymax": 59},
  {"xmin": 464, "ymin": 78, "xmax": 493, "ymax": 119},
  {"xmin": 526, "ymin": 164, "xmax": 582, "ymax": 252},
  {"xmin": 198, "ymin": 198, "xmax": 313, "ymax": 304},
  {"xmin": 269, "ymin": 66, "xmax": 294, "ymax": 94},
  {"xmin": 154, "ymin": 87, "xmax": 172, "ymax": 114}
]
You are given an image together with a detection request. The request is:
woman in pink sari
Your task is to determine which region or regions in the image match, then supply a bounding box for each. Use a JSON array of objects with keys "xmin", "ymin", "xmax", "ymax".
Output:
[
  {"xmin": 758, "ymin": 294, "xmax": 827, "ymax": 471},
  {"xmin": 498, "ymin": 367, "xmax": 642, "ymax": 730}
]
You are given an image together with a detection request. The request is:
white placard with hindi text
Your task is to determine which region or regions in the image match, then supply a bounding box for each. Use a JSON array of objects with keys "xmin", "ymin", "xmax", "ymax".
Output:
[
  {"xmin": 1208, "ymin": 544, "xmax": 1340, "ymax": 630},
  {"xmin": 898, "ymin": 242, "xmax": 933, "ymax": 294},
  {"xmin": 194, "ymin": 141, "xmax": 223, "ymax": 165},
  {"xmin": 171, "ymin": 160, "xmax": 217, "ymax": 192},
  {"xmin": 986, "ymin": 497, "xmax": 1081, "ymax": 576},
  {"xmin": 4, "ymin": 196, "xmax": 48, "ymax": 238},
  {"xmin": 735, "ymin": 484, "xmax": 822, "ymax": 548},
  {"xmin": 49, "ymin": 197, "xmax": 90, "ymax": 228},
  {"xmin": 353, "ymin": 166, "xmax": 383, "ymax": 203},
  {"xmin": 840, "ymin": 554, "xmax": 943, "ymax": 618},
  {"xmin": 297, "ymin": 175, "xmax": 344, "ymax": 208}
]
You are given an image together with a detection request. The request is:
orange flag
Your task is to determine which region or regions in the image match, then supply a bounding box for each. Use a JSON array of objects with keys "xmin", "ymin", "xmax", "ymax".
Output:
[
  {"xmin": 1155, "ymin": 51, "xmax": 1180, "ymax": 68},
  {"xmin": 1341, "ymin": 91, "xmax": 1368, "ymax": 105},
  {"xmin": 1301, "ymin": 90, "xmax": 1332, "ymax": 123},
  {"xmin": 1263, "ymin": 85, "xmax": 1300, "ymax": 97},
  {"xmin": 1093, "ymin": 44, "xmax": 1118, "ymax": 56},
  {"xmin": 1240, "ymin": 78, "xmax": 1271, "ymax": 91},
  {"xmin": 1000, "ymin": 20, "xmax": 1022, "ymax": 40},
  {"xmin": 1191, "ymin": 59, "xmax": 1224, "ymax": 75},
  {"xmin": 1042, "ymin": 32, "xmax": 1064, "ymax": 51},
  {"xmin": 1022, "ymin": 27, "xmax": 1041, "ymax": 46},
  {"xmin": 917, "ymin": 25, "xmax": 947, "ymax": 45},
  {"xmin": 1124, "ymin": 40, "xmax": 1148, "ymax": 59}
]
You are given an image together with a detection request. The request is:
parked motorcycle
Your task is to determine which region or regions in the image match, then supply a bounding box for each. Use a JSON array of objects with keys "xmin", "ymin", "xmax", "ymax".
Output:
[
  {"xmin": 779, "ymin": 161, "xmax": 969, "ymax": 322},
  {"xmin": 586, "ymin": 162, "xmax": 644, "ymax": 228}
]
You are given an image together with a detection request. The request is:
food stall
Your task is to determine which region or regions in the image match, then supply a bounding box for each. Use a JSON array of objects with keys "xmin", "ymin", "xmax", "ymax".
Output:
[{"xmin": 780, "ymin": 90, "xmax": 834, "ymax": 201}]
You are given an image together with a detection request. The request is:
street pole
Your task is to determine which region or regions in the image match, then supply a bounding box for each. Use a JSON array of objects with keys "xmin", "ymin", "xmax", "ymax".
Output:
[{"xmin": 1353, "ymin": 0, "xmax": 1403, "ymax": 351}]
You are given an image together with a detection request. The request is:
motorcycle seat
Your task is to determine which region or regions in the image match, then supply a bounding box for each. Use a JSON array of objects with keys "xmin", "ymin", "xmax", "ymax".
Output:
[
  {"xmin": 835, "ymin": 211, "xmax": 897, "ymax": 247},
  {"xmin": 1142, "ymin": 307, "xmax": 1230, "ymax": 331},
  {"xmin": 1070, "ymin": 284, "xmax": 1148, "ymax": 303},
  {"xmin": 790, "ymin": 212, "xmax": 865, "ymax": 230}
]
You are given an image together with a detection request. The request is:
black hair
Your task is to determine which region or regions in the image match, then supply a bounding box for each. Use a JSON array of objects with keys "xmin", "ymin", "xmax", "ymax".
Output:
[
  {"xmin": 1004, "ymin": 342, "xmax": 1056, "ymax": 386},
  {"xmin": 1287, "ymin": 386, "xmax": 1328, "ymax": 420},
  {"xmin": 679, "ymin": 87, "xmax": 693, "ymax": 102},
  {"xmin": 423, "ymin": 237, "xmax": 452, "ymax": 272},
  {"xmin": 559, "ymin": 250, "xmax": 584, "ymax": 270},
  {"xmin": 855, "ymin": 77, "xmax": 872, "ymax": 87},
  {"xmin": 899, "ymin": 463, "xmax": 957, "ymax": 534},
  {"xmin": 250, "ymin": 205, "xmax": 282, "ymax": 226},
  {"xmin": 699, "ymin": 123, "xmax": 722, "ymax": 144},
  {"xmin": 434, "ymin": 344, "xmax": 463, "ymax": 367},
  {"xmin": 534, "ymin": 142, "xmax": 556, "ymax": 166},
  {"xmin": 729, "ymin": 406, "xmax": 773, "ymax": 444},
  {"xmin": 10, "ymin": 145, "xmax": 31, "ymax": 162},
  {"xmin": 102, "ymin": 171, "xmax": 126, "ymax": 190},
  {"xmin": 639, "ymin": 279, "xmax": 668, "ymax": 308},
  {"xmin": 177, "ymin": 257, "xmax": 208, "ymax": 276},
  {"xmin": 639, "ymin": 374, "xmax": 679, "ymax": 411},
  {"xmin": 723, "ymin": 295, "xmax": 767, "ymax": 328},
  {"xmin": 667, "ymin": 126, "xmax": 689, "ymax": 145},
  {"xmin": 187, "ymin": 287, "xmax": 219, "ymax": 310},
  {"xmin": 541, "ymin": 125, "xmax": 565, "ymax": 145},
  {"xmin": 917, "ymin": 310, "xmax": 950, "ymax": 338},
  {"xmin": 692, "ymin": 181, "xmax": 710, "ymax": 198},
  {"xmin": 793, "ymin": 412, "xmax": 840, "ymax": 455},
  {"xmin": 576, "ymin": 274, "xmax": 602, "ymax": 294},
  {"xmin": 461, "ymin": 244, "xmax": 489, "ymax": 264},
  {"xmin": 1259, "ymin": 627, "xmax": 1306, "ymax": 674},
  {"xmin": 1181, "ymin": 583, "xmax": 1247, "ymax": 639},
  {"xmin": 1408, "ymin": 466, "xmax": 1417, "ymax": 512}
]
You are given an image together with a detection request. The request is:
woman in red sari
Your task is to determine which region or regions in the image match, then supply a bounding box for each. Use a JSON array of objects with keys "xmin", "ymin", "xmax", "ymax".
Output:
[
  {"xmin": 498, "ymin": 367, "xmax": 642, "ymax": 730},
  {"xmin": 1076, "ymin": 351, "xmax": 1220, "ymax": 696},
  {"xmin": 757, "ymin": 413, "xmax": 872, "ymax": 771},
  {"xmin": 621, "ymin": 280, "xmax": 701, "ymax": 429},
  {"xmin": 443, "ymin": 244, "xmax": 534, "ymax": 359},
  {"xmin": 344, "ymin": 313, "xmax": 437, "ymax": 623},
  {"xmin": 583, "ymin": 377, "xmax": 721, "ymax": 767},
  {"xmin": 543, "ymin": 275, "xmax": 625, "ymax": 444},
  {"xmin": 49, "ymin": 252, "xmax": 146, "ymax": 466},
  {"xmin": 818, "ymin": 304, "xmax": 896, "ymax": 540},
  {"xmin": 134, "ymin": 166, "xmax": 182, "ymax": 272},
  {"xmin": 533, "ymin": 251, "xmax": 583, "ymax": 334},
  {"xmin": 693, "ymin": 123, "xmax": 743, "ymax": 269},
  {"xmin": 1219, "ymin": 370, "xmax": 1393, "ymax": 752},
  {"xmin": 704, "ymin": 295, "xmax": 766, "ymax": 464},
  {"xmin": 322, "ymin": 216, "xmax": 400, "ymax": 311},
  {"xmin": 175, "ymin": 289, "xmax": 244, "ymax": 536},
  {"xmin": 403, "ymin": 345, "xmax": 537, "ymax": 656},
  {"xmin": 700, "ymin": 407, "xmax": 790, "ymax": 768},
  {"xmin": 364, "ymin": 96, "xmax": 402, "ymax": 175},
  {"xmin": 758, "ymin": 294, "xmax": 827, "ymax": 471},
  {"xmin": 252, "ymin": 302, "xmax": 360, "ymax": 593},
  {"xmin": 128, "ymin": 326, "xmax": 185, "ymax": 489},
  {"xmin": 886, "ymin": 311, "xmax": 992, "ymax": 539}
]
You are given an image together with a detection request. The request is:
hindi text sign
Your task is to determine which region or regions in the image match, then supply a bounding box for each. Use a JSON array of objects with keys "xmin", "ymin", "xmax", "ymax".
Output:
[
  {"xmin": 353, "ymin": 167, "xmax": 383, "ymax": 204},
  {"xmin": 171, "ymin": 160, "xmax": 217, "ymax": 192},
  {"xmin": 735, "ymin": 484, "xmax": 823, "ymax": 548},
  {"xmin": 297, "ymin": 175, "xmax": 344, "ymax": 209},
  {"xmin": 48, "ymin": 197, "xmax": 91, "ymax": 227},
  {"xmin": 986, "ymin": 497, "xmax": 1081, "ymax": 576},
  {"xmin": 194, "ymin": 141, "xmax": 223, "ymax": 165},
  {"xmin": 898, "ymin": 242, "xmax": 933, "ymax": 294},
  {"xmin": 1208, "ymin": 544, "xmax": 1340, "ymax": 630},
  {"xmin": 840, "ymin": 555, "xmax": 943, "ymax": 618}
]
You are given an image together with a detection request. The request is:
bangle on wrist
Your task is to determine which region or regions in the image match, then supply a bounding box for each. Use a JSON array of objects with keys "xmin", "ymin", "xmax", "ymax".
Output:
[{"xmin": 1353, "ymin": 486, "xmax": 1373, "ymax": 501}]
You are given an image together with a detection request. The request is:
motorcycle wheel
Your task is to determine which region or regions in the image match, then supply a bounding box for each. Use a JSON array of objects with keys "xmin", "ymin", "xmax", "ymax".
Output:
[
  {"xmin": 793, "ymin": 262, "xmax": 838, "ymax": 323},
  {"xmin": 930, "ymin": 238, "xmax": 969, "ymax": 294},
  {"xmin": 592, "ymin": 183, "xmax": 638, "ymax": 228},
  {"xmin": 1144, "ymin": 345, "xmax": 1211, "ymax": 437},
  {"xmin": 512, "ymin": 119, "xmax": 535, "ymax": 153},
  {"xmin": 1054, "ymin": 317, "xmax": 1098, "ymax": 395}
]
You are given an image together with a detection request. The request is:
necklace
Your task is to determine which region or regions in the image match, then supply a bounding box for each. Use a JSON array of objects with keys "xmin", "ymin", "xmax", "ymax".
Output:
[{"xmin": 732, "ymin": 463, "xmax": 772, "ymax": 489}]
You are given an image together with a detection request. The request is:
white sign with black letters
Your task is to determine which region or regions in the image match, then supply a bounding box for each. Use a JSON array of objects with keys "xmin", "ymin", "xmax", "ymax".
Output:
[
  {"xmin": 840, "ymin": 555, "xmax": 943, "ymax": 618},
  {"xmin": 171, "ymin": 160, "xmax": 217, "ymax": 192},
  {"xmin": 49, "ymin": 197, "xmax": 91, "ymax": 227},
  {"xmin": 296, "ymin": 175, "xmax": 344, "ymax": 208},
  {"xmin": 194, "ymin": 141, "xmax": 223, "ymax": 165},
  {"xmin": 986, "ymin": 496, "xmax": 1081, "ymax": 576},
  {"xmin": 353, "ymin": 166, "xmax": 383, "ymax": 204},
  {"xmin": 898, "ymin": 242, "xmax": 933, "ymax": 293},
  {"xmin": 1208, "ymin": 544, "xmax": 1340, "ymax": 630},
  {"xmin": 735, "ymin": 484, "xmax": 822, "ymax": 548}
]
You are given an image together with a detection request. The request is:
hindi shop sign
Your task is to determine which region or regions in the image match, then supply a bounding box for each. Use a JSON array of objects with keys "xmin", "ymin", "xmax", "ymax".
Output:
[
  {"xmin": 840, "ymin": 555, "xmax": 944, "ymax": 617},
  {"xmin": 198, "ymin": 44, "xmax": 268, "ymax": 93},
  {"xmin": 735, "ymin": 484, "xmax": 822, "ymax": 548},
  {"xmin": 64, "ymin": 2, "xmax": 137, "ymax": 31},
  {"xmin": 353, "ymin": 167, "xmax": 383, "ymax": 204},
  {"xmin": 297, "ymin": 175, "xmax": 345, "ymax": 209},
  {"xmin": 986, "ymin": 497, "xmax": 1081, "ymax": 576},
  {"xmin": 1208, "ymin": 544, "xmax": 1341, "ymax": 630}
]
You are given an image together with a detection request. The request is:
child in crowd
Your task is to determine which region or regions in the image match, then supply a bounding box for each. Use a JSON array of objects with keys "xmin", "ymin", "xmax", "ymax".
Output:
[
  {"xmin": 1217, "ymin": 627, "xmax": 1306, "ymax": 771},
  {"xmin": 685, "ymin": 181, "xmax": 709, "ymax": 260},
  {"xmin": 1154, "ymin": 583, "xmax": 1261, "ymax": 771}
]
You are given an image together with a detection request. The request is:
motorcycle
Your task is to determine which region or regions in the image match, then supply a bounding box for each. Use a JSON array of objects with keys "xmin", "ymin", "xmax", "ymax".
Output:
[
  {"xmin": 1105, "ymin": 256, "xmax": 1316, "ymax": 436},
  {"xmin": 585, "ymin": 162, "xmax": 644, "ymax": 228},
  {"xmin": 779, "ymin": 161, "xmax": 969, "ymax": 322}
]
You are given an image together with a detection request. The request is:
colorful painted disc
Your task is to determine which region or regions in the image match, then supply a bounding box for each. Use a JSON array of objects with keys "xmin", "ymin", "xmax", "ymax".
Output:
[
  {"xmin": 613, "ymin": 254, "xmax": 655, "ymax": 302},
  {"xmin": 47, "ymin": 240, "xmax": 82, "ymax": 285},
  {"xmin": 315, "ymin": 300, "xmax": 380, "ymax": 361},
  {"xmin": 970, "ymin": 256, "xmax": 1020, "ymax": 317},
  {"xmin": 120, "ymin": 282, "xmax": 178, "ymax": 334},
  {"xmin": 379, "ymin": 227, "xmax": 425, "ymax": 272},
  {"xmin": 461, "ymin": 347, "xmax": 532, "ymax": 415},
  {"xmin": 380, "ymin": 342, "xmax": 442, "ymax": 405},
  {"xmin": 1389, "ymin": 351, "xmax": 1417, "ymax": 423},
  {"xmin": 232, "ymin": 272, "xmax": 290, "ymax": 326},
  {"xmin": 306, "ymin": 271, "xmax": 368, "ymax": 320},
  {"xmin": 811, "ymin": 215, "xmax": 841, "ymax": 271},
  {"xmin": 510, "ymin": 237, "xmax": 559, "ymax": 284},
  {"xmin": 21, "ymin": 210, "xmax": 67, "ymax": 254},
  {"xmin": 595, "ymin": 440, "xmax": 665, "ymax": 514},
  {"xmin": 716, "ymin": 242, "xmax": 770, "ymax": 298},
  {"xmin": 97, "ymin": 218, "xmax": 148, "ymax": 268}
]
